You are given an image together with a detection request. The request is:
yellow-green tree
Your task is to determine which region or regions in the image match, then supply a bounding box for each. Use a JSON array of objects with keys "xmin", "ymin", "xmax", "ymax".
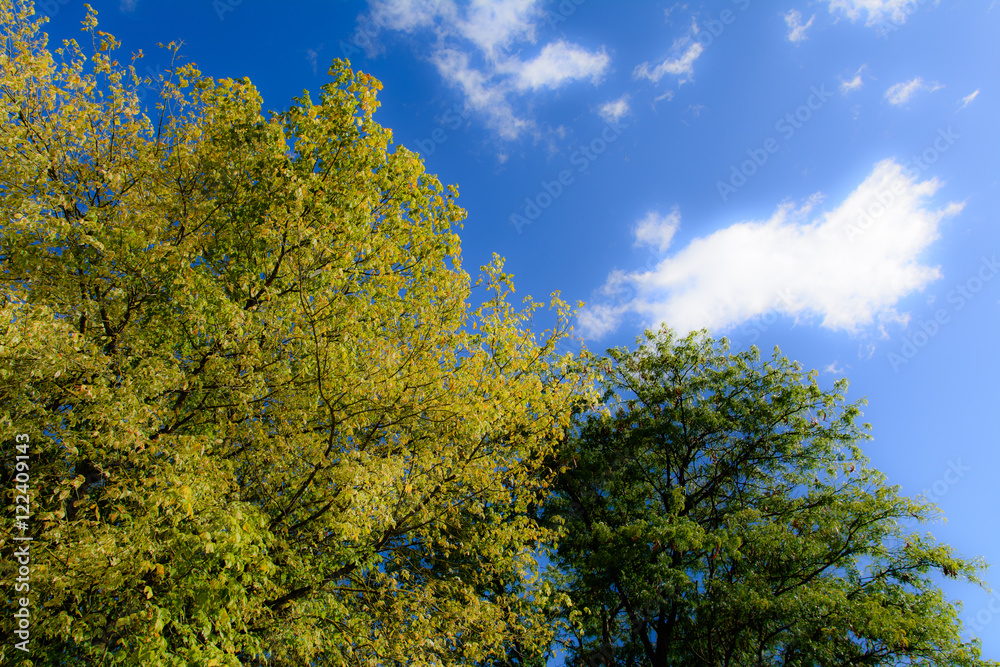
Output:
[{"xmin": 0, "ymin": 3, "xmax": 593, "ymax": 664}]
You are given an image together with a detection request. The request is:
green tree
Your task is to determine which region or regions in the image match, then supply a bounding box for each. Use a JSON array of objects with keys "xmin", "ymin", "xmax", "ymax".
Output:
[
  {"xmin": 544, "ymin": 326, "xmax": 994, "ymax": 667},
  {"xmin": 0, "ymin": 3, "xmax": 592, "ymax": 664}
]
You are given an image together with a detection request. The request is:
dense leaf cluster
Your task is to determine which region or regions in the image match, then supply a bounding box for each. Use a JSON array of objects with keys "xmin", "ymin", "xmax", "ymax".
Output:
[{"xmin": 1, "ymin": 3, "xmax": 589, "ymax": 664}]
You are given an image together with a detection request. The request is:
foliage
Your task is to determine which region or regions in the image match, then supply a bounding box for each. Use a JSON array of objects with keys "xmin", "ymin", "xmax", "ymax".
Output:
[
  {"xmin": 545, "ymin": 326, "xmax": 995, "ymax": 667},
  {"xmin": 0, "ymin": 2, "xmax": 593, "ymax": 664}
]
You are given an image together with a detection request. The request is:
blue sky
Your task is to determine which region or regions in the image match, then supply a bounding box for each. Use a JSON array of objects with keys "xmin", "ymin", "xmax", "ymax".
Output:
[{"xmin": 40, "ymin": 0, "xmax": 1000, "ymax": 654}]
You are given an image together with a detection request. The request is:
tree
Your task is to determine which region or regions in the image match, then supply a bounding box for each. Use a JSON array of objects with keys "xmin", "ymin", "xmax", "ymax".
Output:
[
  {"xmin": 544, "ymin": 326, "xmax": 995, "ymax": 667},
  {"xmin": 0, "ymin": 2, "xmax": 593, "ymax": 664}
]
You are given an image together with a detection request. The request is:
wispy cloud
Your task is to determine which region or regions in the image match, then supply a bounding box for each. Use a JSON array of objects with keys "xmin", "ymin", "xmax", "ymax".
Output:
[
  {"xmin": 633, "ymin": 42, "xmax": 705, "ymax": 83},
  {"xmin": 597, "ymin": 95, "xmax": 631, "ymax": 124},
  {"xmin": 824, "ymin": 0, "xmax": 920, "ymax": 27},
  {"xmin": 634, "ymin": 39, "xmax": 703, "ymax": 84},
  {"xmin": 120, "ymin": 0, "xmax": 137, "ymax": 10},
  {"xmin": 579, "ymin": 160, "xmax": 963, "ymax": 339},
  {"xmin": 634, "ymin": 42, "xmax": 705, "ymax": 83},
  {"xmin": 305, "ymin": 46, "xmax": 323, "ymax": 76},
  {"xmin": 664, "ymin": 3, "xmax": 689, "ymax": 23},
  {"xmin": 784, "ymin": 9, "xmax": 815, "ymax": 42},
  {"xmin": 839, "ymin": 64, "xmax": 867, "ymax": 94},
  {"xmin": 958, "ymin": 89, "xmax": 980, "ymax": 110},
  {"xmin": 430, "ymin": 48, "xmax": 529, "ymax": 139},
  {"xmin": 509, "ymin": 40, "xmax": 609, "ymax": 91},
  {"xmin": 366, "ymin": 0, "xmax": 609, "ymax": 139},
  {"xmin": 633, "ymin": 208, "xmax": 681, "ymax": 253},
  {"xmin": 884, "ymin": 77, "xmax": 943, "ymax": 105}
]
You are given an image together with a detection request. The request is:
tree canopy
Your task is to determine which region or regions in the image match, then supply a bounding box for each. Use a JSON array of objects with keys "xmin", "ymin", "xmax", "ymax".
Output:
[
  {"xmin": 0, "ymin": 3, "xmax": 591, "ymax": 664},
  {"xmin": 543, "ymin": 326, "xmax": 994, "ymax": 667},
  {"xmin": 1, "ymin": 3, "xmax": 993, "ymax": 667}
]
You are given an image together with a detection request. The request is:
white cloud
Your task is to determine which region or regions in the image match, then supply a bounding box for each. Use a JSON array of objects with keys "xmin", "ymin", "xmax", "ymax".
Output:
[
  {"xmin": 839, "ymin": 64, "xmax": 867, "ymax": 94},
  {"xmin": 368, "ymin": 0, "xmax": 446, "ymax": 32},
  {"xmin": 824, "ymin": 361, "xmax": 845, "ymax": 374},
  {"xmin": 510, "ymin": 41, "xmax": 609, "ymax": 91},
  {"xmin": 959, "ymin": 89, "xmax": 980, "ymax": 109},
  {"xmin": 120, "ymin": 0, "xmax": 137, "ymax": 9},
  {"xmin": 597, "ymin": 95, "xmax": 631, "ymax": 124},
  {"xmin": 634, "ymin": 40, "xmax": 704, "ymax": 84},
  {"xmin": 454, "ymin": 0, "xmax": 539, "ymax": 57},
  {"xmin": 579, "ymin": 159, "xmax": 963, "ymax": 339},
  {"xmin": 884, "ymin": 77, "xmax": 943, "ymax": 105},
  {"xmin": 634, "ymin": 208, "xmax": 681, "ymax": 252},
  {"xmin": 840, "ymin": 75, "xmax": 863, "ymax": 94},
  {"xmin": 576, "ymin": 302, "xmax": 625, "ymax": 340},
  {"xmin": 824, "ymin": 0, "xmax": 921, "ymax": 27},
  {"xmin": 366, "ymin": 0, "xmax": 609, "ymax": 139},
  {"xmin": 431, "ymin": 48, "xmax": 528, "ymax": 139},
  {"xmin": 784, "ymin": 10, "xmax": 815, "ymax": 42}
]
